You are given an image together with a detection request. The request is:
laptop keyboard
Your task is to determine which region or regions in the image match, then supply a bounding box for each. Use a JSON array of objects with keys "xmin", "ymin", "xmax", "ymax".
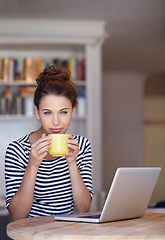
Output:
[{"xmin": 79, "ymin": 214, "xmax": 100, "ymax": 219}]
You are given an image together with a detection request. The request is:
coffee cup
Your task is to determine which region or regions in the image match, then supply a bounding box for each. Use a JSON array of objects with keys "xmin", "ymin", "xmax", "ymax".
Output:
[{"xmin": 48, "ymin": 134, "xmax": 69, "ymax": 157}]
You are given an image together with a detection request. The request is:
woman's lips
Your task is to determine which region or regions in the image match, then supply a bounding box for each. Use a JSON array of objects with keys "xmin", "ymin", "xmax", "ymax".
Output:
[{"xmin": 50, "ymin": 128, "xmax": 62, "ymax": 133}]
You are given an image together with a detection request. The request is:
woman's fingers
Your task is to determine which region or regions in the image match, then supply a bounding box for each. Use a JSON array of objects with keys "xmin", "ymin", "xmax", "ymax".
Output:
[
  {"xmin": 65, "ymin": 135, "xmax": 79, "ymax": 162},
  {"xmin": 67, "ymin": 139, "xmax": 79, "ymax": 151},
  {"xmin": 33, "ymin": 134, "xmax": 51, "ymax": 148},
  {"xmin": 29, "ymin": 134, "xmax": 52, "ymax": 167},
  {"xmin": 67, "ymin": 143, "xmax": 79, "ymax": 152},
  {"xmin": 32, "ymin": 135, "xmax": 51, "ymax": 152}
]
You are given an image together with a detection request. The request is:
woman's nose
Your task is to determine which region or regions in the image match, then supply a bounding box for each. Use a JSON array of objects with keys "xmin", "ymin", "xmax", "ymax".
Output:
[{"xmin": 52, "ymin": 114, "xmax": 60, "ymax": 125}]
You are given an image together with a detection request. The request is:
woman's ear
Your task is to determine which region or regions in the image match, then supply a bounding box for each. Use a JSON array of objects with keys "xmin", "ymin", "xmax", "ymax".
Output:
[
  {"xmin": 35, "ymin": 106, "xmax": 40, "ymax": 120},
  {"xmin": 72, "ymin": 106, "xmax": 77, "ymax": 117}
]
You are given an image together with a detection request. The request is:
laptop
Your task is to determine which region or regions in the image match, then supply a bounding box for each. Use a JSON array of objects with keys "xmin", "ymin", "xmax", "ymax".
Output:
[{"xmin": 54, "ymin": 167, "xmax": 161, "ymax": 223}]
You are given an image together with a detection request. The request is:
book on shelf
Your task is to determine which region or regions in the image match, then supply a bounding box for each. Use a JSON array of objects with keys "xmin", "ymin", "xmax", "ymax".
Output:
[
  {"xmin": 20, "ymin": 87, "xmax": 36, "ymax": 98},
  {"xmin": 4, "ymin": 88, "xmax": 12, "ymax": 114},
  {"xmin": 36, "ymin": 58, "xmax": 43, "ymax": 77},
  {"xmin": 0, "ymin": 86, "xmax": 36, "ymax": 116},
  {"xmin": 2, "ymin": 58, "xmax": 10, "ymax": 82},
  {"xmin": 0, "ymin": 89, "xmax": 6, "ymax": 114},
  {"xmin": 0, "ymin": 58, "xmax": 2, "ymax": 79},
  {"xmin": 0, "ymin": 57, "xmax": 85, "ymax": 83},
  {"xmin": 22, "ymin": 97, "xmax": 35, "ymax": 116},
  {"xmin": 67, "ymin": 58, "xmax": 74, "ymax": 81},
  {"xmin": 53, "ymin": 58, "xmax": 85, "ymax": 81},
  {"xmin": 25, "ymin": 58, "xmax": 35, "ymax": 83},
  {"xmin": 20, "ymin": 87, "xmax": 35, "ymax": 116},
  {"xmin": 77, "ymin": 59, "xmax": 85, "ymax": 81},
  {"xmin": 0, "ymin": 84, "xmax": 87, "ymax": 117},
  {"xmin": 75, "ymin": 87, "xmax": 86, "ymax": 117}
]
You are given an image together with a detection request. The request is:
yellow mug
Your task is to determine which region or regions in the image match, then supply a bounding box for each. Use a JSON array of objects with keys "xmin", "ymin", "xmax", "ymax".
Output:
[{"xmin": 48, "ymin": 134, "xmax": 69, "ymax": 157}]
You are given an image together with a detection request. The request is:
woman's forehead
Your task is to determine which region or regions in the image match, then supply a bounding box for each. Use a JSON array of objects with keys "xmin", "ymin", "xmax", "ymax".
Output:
[{"xmin": 40, "ymin": 94, "xmax": 72, "ymax": 107}]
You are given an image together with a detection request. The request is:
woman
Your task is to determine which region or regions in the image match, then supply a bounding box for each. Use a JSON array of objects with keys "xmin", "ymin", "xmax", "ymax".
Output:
[{"xmin": 5, "ymin": 66, "xmax": 93, "ymax": 221}]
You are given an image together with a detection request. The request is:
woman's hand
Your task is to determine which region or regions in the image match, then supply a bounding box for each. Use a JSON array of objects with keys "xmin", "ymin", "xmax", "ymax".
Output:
[
  {"xmin": 65, "ymin": 134, "xmax": 91, "ymax": 212},
  {"xmin": 29, "ymin": 134, "xmax": 52, "ymax": 168},
  {"xmin": 8, "ymin": 133, "xmax": 52, "ymax": 221},
  {"xmin": 66, "ymin": 134, "xmax": 79, "ymax": 165}
]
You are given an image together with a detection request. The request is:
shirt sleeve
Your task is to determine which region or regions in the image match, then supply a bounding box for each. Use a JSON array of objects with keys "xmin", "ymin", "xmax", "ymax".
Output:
[
  {"xmin": 5, "ymin": 141, "xmax": 27, "ymax": 208},
  {"xmin": 76, "ymin": 136, "xmax": 93, "ymax": 199}
]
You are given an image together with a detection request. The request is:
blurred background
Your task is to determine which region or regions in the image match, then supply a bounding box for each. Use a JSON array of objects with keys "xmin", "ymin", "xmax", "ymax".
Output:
[{"xmin": 0, "ymin": 2, "xmax": 165, "ymax": 235}]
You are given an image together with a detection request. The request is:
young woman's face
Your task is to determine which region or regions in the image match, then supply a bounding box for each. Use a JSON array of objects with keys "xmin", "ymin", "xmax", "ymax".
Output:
[{"xmin": 35, "ymin": 94, "xmax": 76, "ymax": 135}]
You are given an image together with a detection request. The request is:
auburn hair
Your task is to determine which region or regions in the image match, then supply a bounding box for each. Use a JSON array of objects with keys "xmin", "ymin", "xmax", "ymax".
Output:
[{"xmin": 34, "ymin": 65, "xmax": 79, "ymax": 109}]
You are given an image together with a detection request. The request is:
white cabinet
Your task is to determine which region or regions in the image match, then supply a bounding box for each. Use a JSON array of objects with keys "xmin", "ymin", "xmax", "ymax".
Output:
[{"xmin": 0, "ymin": 19, "xmax": 107, "ymax": 192}]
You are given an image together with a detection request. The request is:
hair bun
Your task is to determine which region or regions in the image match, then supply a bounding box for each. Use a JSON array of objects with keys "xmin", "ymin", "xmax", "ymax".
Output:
[{"xmin": 36, "ymin": 65, "xmax": 71, "ymax": 85}]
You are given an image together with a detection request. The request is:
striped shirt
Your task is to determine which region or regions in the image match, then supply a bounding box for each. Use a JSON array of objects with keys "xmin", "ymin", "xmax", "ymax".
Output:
[{"xmin": 5, "ymin": 134, "xmax": 93, "ymax": 217}]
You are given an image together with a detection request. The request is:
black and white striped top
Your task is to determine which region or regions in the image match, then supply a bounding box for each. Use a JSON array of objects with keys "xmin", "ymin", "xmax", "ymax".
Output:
[{"xmin": 5, "ymin": 134, "xmax": 93, "ymax": 217}]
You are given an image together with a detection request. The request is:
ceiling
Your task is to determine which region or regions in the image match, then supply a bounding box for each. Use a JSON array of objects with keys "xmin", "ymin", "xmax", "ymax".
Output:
[{"xmin": 0, "ymin": 0, "xmax": 165, "ymax": 73}]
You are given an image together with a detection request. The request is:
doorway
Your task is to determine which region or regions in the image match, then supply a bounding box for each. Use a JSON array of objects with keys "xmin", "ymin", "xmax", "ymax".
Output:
[{"xmin": 144, "ymin": 73, "xmax": 165, "ymax": 203}]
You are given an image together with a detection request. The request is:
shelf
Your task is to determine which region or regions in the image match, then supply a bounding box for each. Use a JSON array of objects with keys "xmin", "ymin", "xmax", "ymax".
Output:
[
  {"xmin": 0, "ymin": 80, "xmax": 37, "ymax": 87},
  {"xmin": 0, "ymin": 115, "xmax": 37, "ymax": 120},
  {"xmin": 72, "ymin": 116, "xmax": 86, "ymax": 121},
  {"xmin": 0, "ymin": 19, "xmax": 107, "ymax": 191},
  {"xmin": 74, "ymin": 81, "xmax": 86, "ymax": 87},
  {"xmin": 0, "ymin": 80, "xmax": 86, "ymax": 87},
  {"xmin": 144, "ymin": 119, "xmax": 165, "ymax": 125},
  {"xmin": 0, "ymin": 115, "xmax": 86, "ymax": 121}
]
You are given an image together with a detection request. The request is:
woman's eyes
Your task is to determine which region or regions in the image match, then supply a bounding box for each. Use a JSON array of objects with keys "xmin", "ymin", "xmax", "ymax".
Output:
[
  {"xmin": 43, "ymin": 111, "xmax": 68, "ymax": 115},
  {"xmin": 60, "ymin": 111, "xmax": 68, "ymax": 115},
  {"xmin": 44, "ymin": 111, "xmax": 51, "ymax": 115}
]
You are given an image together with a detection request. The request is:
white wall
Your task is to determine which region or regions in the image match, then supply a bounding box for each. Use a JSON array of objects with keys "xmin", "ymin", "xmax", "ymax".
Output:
[{"xmin": 102, "ymin": 72, "xmax": 146, "ymax": 192}]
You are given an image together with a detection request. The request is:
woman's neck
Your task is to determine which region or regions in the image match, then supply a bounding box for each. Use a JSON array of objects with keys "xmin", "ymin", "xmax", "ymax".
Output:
[{"xmin": 29, "ymin": 127, "xmax": 44, "ymax": 145}]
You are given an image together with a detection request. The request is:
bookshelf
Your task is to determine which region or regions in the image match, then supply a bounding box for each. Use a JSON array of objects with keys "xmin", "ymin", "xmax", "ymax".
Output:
[{"xmin": 0, "ymin": 19, "xmax": 107, "ymax": 193}]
